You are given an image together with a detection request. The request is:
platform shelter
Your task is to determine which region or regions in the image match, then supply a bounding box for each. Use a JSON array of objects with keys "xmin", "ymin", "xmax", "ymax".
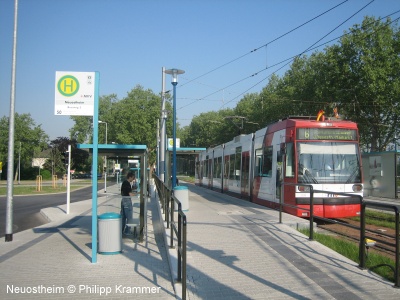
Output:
[
  {"xmin": 164, "ymin": 146, "xmax": 206, "ymax": 187},
  {"xmin": 77, "ymin": 143, "xmax": 148, "ymax": 242}
]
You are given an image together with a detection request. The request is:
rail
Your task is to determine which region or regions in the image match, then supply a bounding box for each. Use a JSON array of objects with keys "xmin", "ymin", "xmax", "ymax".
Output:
[
  {"xmin": 153, "ymin": 175, "xmax": 187, "ymax": 299},
  {"xmin": 281, "ymin": 182, "xmax": 399, "ymax": 288}
]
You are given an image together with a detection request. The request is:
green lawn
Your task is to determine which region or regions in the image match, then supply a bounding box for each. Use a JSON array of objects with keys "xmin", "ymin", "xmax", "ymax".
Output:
[
  {"xmin": 299, "ymin": 229, "xmax": 396, "ymax": 283},
  {"xmin": 0, "ymin": 180, "xmax": 92, "ymax": 196}
]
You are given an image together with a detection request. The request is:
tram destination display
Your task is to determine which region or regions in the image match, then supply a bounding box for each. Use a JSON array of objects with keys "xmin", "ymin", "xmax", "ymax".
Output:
[{"xmin": 297, "ymin": 128, "xmax": 357, "ymax": 140}]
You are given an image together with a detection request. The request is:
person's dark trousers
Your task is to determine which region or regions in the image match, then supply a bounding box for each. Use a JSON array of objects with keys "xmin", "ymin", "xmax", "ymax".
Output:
[{"xmin": 121, "ymin": 197, "xmax": 133, "ymax": 234}]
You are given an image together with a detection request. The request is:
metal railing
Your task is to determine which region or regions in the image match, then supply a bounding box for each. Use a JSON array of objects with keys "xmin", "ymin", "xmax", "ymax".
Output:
[
  {"xmin": 359, "ymin": 201, "xmax": 400, "ymax": 288},
  {"xmin": 153, "ymin": 175, "xmax": 187, "ymax": 299},
  {"xmin": 280, "ymin": 182, "xmax": 400, "ymax": 288}
]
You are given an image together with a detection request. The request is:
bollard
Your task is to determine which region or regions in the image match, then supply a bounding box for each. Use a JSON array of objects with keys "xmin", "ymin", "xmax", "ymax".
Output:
[
  {"xmin": 36, "ymin": 175, "xmax": 42, "ymax": 191},
  {"xmin": 174, "ymin": 186, "xmax": 189, "ymax": 211}
]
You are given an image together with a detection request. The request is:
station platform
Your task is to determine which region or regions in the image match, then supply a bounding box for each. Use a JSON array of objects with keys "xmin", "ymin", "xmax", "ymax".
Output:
[
  {"xmin": 0, "ymin": 182, "xmax": 399, "ymax": 299},
  {"xmin": 164, "ymin": 183, "xmax": 400, "ymax": 299}
]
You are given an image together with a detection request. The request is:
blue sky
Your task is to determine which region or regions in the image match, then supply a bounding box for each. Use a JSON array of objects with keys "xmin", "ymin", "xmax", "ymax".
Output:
[{"xmin": 1, "ymin": 0, "xmax": 399, "ymax": 140}]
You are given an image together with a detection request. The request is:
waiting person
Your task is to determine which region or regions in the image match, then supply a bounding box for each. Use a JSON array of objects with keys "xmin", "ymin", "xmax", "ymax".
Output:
[{"xmin": 120, "ymin": 172, "xmax": 135, "ymax": 235}]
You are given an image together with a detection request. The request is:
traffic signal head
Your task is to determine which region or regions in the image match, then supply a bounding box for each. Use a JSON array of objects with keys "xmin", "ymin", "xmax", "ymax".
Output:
[{"xmin": 61, "ymin": 152, "xmax": 69, "ymax": 165}]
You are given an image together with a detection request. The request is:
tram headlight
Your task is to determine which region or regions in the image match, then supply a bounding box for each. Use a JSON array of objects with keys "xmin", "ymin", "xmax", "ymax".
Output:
[
  {"xmin": 298, "ymin": 185, "xmax": 310, "ymax": 192},
  {"xmin": 352, "ymin": 184, "xmax": 363, "ymax": 192}
]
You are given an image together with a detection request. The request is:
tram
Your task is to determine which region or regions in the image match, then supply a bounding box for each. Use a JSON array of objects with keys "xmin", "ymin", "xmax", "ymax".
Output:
[{"xmin": 195, "ymin": 115, "xmax": 363, "ymax": 218}]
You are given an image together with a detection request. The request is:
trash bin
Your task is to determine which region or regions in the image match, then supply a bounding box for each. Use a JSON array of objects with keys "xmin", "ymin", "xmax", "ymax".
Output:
[
  {"xmin": 98, "ymin": 212, "xmax": 122, "ymax": 255},
  {"xmin": 173, "ymin": 186, "xmax": 189, "ymax": 211}
]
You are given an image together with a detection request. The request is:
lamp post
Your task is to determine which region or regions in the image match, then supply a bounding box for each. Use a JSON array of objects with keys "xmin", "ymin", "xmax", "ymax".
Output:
[
  {"xmin": 98, "ymin": 120, "xmax": 107, "ymax": 144},
  {"xmin": 98, "ymin": 120, "xmax": 108, "ymax": 192},
  {"xmin": 164, "ymin": 68, "xmax": 185, "ymax": 189},
  {"xmin": 18, "ymin": 141, "xmax": 21, "ymax": 185}
]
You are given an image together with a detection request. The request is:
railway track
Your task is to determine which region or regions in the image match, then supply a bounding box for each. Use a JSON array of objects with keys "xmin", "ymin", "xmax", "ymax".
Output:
[{"xmin": 317, "ymin": 218, "xmax": 397, "ymax": 261}]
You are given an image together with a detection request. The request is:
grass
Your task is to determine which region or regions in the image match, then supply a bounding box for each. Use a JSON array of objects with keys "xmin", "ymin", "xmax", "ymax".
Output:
[
  {"xmin": 0, "ymin": 185, "xmax": 88, "ymax": 196},
  {"xmin": 178, "ymin": 176, "xmax": 195, "ymax": 184},
  {"xmin": 0, "ymin": 180, "xmax": 93, "ymax": 196},
  {"xmin": 350, "ymin": 210, "xmax": 397, "ymax": 230},
  {"xmin": 299, "ymin": 228, "xmax": 396, "ymax": 283}
]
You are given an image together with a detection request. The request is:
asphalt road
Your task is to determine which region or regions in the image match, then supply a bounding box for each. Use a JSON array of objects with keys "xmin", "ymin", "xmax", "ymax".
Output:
[{"xmin": 0, "ymin": 184, "xmax": 103, "ymax": 238}]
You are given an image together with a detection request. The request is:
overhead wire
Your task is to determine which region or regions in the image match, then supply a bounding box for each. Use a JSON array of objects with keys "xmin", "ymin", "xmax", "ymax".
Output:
[
  {"xmin": 179, "ymin": 3, "xmax": 400, "ymax": 112},
  {"xmin": 178, "ymin": 0, "xmax": 350, "ymax": 89},
  {"xmin": 219, "ymin": 0, "xmax": 376, "ymax": 109},
  {"xmin": 178, "ymin": 1, "xmax": 381, "ymax": 111}
]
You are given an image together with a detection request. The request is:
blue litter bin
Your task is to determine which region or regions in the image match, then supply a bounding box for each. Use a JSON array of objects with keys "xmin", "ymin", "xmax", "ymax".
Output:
[
  {"xmin": 173, "ymin": 186, "xmax": 189, "ymax": 211},
  {"xmin": 98, "ymin": 212, "xmax": 122, "ymax": 254}
]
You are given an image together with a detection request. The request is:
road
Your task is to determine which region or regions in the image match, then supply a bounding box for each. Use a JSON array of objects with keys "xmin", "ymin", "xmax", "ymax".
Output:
[{"xmin": 0, "ymin": 184, "xmax": 103, "ymax": 238}]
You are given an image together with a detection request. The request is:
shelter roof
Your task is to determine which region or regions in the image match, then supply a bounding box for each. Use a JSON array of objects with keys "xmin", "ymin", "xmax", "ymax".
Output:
[{"xmin": 77, "ymin": 144, "xmax": 147, "ymax": 157}]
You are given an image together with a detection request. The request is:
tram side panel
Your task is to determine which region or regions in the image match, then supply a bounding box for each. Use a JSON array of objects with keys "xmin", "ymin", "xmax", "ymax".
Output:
[
  {"xmin": 240, "ymin": 134, "xmax": 254, "ymax": 199},
  {"xmin": 252, "ymin": 127, "xmax": 285, "ymax": 208},
  {"xmin": 211, "ymin": 145, "xmax": 224, "ymax": 192},
  {"xmin": 223, "ymin": 139, "xmax": 240, "ymax": 195},
  {"xmin": 221, "ymin": 134, "xmax": 253, "ymax": 198},
  {"xmin": 195, "ymin": 152, "xmax": 206, "ymax": 186}
]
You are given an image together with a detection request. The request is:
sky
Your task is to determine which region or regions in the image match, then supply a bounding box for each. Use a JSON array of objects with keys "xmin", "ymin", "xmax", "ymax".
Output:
[{"xmin": 1, "ymin": 0, "xmax": 400, "ymax": 140}]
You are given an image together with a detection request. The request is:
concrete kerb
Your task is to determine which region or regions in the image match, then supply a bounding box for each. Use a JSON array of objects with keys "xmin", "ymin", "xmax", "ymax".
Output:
[{"xmin": 153, "ymin": 189, "xmax": 183, "ymax": 300}]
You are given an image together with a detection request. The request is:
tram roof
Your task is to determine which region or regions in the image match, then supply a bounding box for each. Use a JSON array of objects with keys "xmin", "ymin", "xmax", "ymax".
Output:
[{"xmin": 77, "ymin": 144, "xmax": 147, "ymax": 157}]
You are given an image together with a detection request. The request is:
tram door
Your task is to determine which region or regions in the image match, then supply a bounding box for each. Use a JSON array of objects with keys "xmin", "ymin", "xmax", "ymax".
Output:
[
  {"xmin": 241, "ymin": 152, "xmax": 250, "ymax": 197},
  {"xmin": 276, "ymin": 150, "xmax": 283, "ymax": 200}
]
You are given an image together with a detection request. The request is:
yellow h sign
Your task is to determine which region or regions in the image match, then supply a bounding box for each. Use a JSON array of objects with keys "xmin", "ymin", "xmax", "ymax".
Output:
[{"xmin": 57, "ymin": 75, "xmax": 79, "ymax": 97}]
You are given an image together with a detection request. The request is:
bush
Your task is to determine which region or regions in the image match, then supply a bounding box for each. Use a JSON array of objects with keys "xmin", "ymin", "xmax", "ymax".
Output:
[
  {"xmin": 22, "ymin": 167, "xmax": 40, "ymax": 180},
  {"xmin": 40, "ymin": 169, "xmax": 52, "ymax": 180}
]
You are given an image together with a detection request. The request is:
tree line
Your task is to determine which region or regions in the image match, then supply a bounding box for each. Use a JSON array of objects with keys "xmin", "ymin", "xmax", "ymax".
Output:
[
  {"xmin": 181, "ymin": 16, "xmax": 400, "ymax": 152},
  {"xmin": 1, "ymin": 16, "xmax": 399, "ymax": 179}
]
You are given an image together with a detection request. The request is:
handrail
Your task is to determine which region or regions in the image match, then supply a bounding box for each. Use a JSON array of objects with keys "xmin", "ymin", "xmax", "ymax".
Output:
[
  {"xmin": 360, "ymin": 201, "xmax": 399, "ymax": 288},
  {"xmin": 153, "ymin": 175, "xmax": 187, "ymax": 299}
]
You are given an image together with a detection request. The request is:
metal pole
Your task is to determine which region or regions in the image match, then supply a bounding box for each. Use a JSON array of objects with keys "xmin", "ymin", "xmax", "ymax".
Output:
[
  {"xmin": 5, "ymin": 0, "xmax": 19, "ymax": 242},
  {"xmin": 172, "ymin": 82, "xmax": 177, "ymax": 190},
  {"xmin": 91, "ymin": 72, "xmax": 100, "ymax": 263},
  {"xmin": 157, "ymin": 118, "xmax": 160, "ymax": 176},
  {"xmin": 395, "ymin": 133, "xmax": 398, "ymax": 198},
  {"xmin": 66, "ymin": 144, "xmax": 71, "ymax": 214},
  {"xmin": 104, "ymin": 122, "xmax": 107, "ymax": 193},
  {"xmin": 18, "ymin": 141, "xmax": 21, "ymax": 184},
  {"xmin": 160, "ymin": 67, "xmax": 166, "ymax": 183}
]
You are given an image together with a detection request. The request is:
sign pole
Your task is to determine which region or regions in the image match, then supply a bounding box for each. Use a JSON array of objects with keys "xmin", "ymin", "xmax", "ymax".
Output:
[
  {"xmin": 55, "ymin": 70, "xmax": 98, "ymax": 262},
  {"xmin": 67, "ymin": 144, "xmax": 71, "ymax": 214},
  {"xmin": 91, "ymin": 72, "xmax": 100, "ymax": 263}
]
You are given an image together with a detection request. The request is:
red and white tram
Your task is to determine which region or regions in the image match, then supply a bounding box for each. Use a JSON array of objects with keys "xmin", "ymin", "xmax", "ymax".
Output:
[{"xmin": 195, "ymin": 116, "xmax": 363, "ymax": 218}]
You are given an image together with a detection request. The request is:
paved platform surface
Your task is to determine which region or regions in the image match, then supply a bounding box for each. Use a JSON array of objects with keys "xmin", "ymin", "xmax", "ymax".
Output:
[
  {"xmin": 1, "ymin": 182, "xmax": 400, "ymax": 300},
  {"xmin": 0, "ymin": 185, "xmax": 175, "ymax": 299},
  {"xmin": 173, "ymin": 184, "xmax": 400, "ymax": 300}
]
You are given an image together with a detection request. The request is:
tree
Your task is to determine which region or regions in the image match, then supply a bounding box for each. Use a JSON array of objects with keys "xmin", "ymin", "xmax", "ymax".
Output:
[
  {"xmin": 70, "ymin": 94, "xmax": 118, "ymax": 143},
  {"xmin": 69, "ymin": 85, "xmax": 167, "ymax": 168},
  {"xmin": 324, "ymin": 17, "xmax": 400, "ymax": 151},
  {"xmin": 43, "ymin": 137, "xmax": 91, "ymax": 178},
  {"xmin": 180, "ymin": 108, "xmax": 236, "ymax": 148},
  {"xmin": 0, "ymin": 113, "xmax": 49, "ymax": 179}
]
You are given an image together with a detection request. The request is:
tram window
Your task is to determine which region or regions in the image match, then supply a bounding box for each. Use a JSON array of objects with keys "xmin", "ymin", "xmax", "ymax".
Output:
[
  {"xmin": 208, "ymin": 159, "xmax": 212, "ymax": 179},
  {"xmin": 235, "ymin": 147, "xmax": 242, "ymax": 180},
  {"xmin": 285, "ymin": 143, "xmax": 294, "ymax": 177},
  {"xmin": 214, "ymin": 157, "xmax": 221, "ymax": 178},
  {"xmin": 204, "ymin": 156, "xmax": 208, "ymax": 178},
  {"xmin": 224, "ymin": 157, "xmax": 229, "ymax": 179},
  {"xmin": 255, "ymin": 149, "xmax": 263, "ymax": 176},
  {"xmin": 262, "ymin": 146, "xmax": 273, "ymax": 177},
  {"xmin": 229, "ymin": 154, "xmax": 236, "ymax": 179}
]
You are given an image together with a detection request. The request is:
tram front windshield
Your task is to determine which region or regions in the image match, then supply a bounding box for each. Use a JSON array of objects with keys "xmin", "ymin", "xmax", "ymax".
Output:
[{"xmin": 297, "ymin": 142, "xmax": 361, "ymax": 184}]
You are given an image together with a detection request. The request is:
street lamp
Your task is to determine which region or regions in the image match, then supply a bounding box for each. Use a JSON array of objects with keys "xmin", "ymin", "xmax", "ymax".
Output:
[
  {"xmin": 98, "ymin": 120, "xmax": 107, "ymax": 144},
  {"xmin": 164, "ymin": 68, "xmax": 185, "ymax": 189},
  {"xmin": 98, "ymin": 120, "xmax": 108, "ymax": 192}
]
